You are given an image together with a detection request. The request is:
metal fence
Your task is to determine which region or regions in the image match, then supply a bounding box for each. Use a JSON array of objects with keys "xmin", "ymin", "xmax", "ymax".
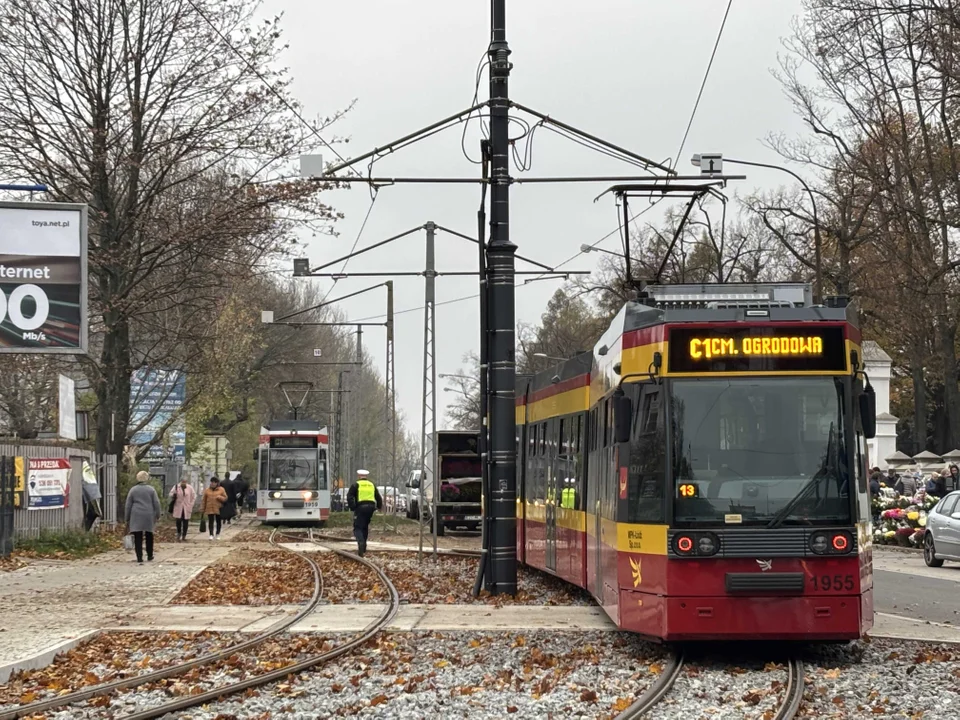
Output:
[{"xmin": 0, "ymin": 444, "xmax": 118, "ymax": 540}]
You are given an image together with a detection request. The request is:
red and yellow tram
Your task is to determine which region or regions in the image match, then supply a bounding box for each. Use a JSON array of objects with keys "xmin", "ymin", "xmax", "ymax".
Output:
[{"xmin": 516, "ymin": 283, "xmax": 876, "ymax": 641}]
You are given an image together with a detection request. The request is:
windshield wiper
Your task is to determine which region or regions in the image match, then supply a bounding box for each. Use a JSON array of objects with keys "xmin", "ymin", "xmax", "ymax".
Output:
[{"xmin": 767, "ymin": 421, "xmax": 836, "ymax": 529}]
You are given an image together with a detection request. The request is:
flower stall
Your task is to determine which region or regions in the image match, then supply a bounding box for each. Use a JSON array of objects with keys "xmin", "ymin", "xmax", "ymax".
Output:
[{"xmin": 872, "ymin": 486, "xmax": 940, "ymax": 547}]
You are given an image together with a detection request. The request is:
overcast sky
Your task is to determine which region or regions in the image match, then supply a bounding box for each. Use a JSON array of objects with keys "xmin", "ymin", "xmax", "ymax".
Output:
[{"xmin": 262, "ymin": 0, "xmax": 810, "ymax": 434}]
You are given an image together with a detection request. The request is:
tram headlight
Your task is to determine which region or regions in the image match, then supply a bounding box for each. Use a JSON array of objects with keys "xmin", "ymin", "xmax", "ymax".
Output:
[
  {"xmin": 810, "ymin": 533, "xmax": 829, "ymax": 554},
  {"xmin": 271, "ymin": 491, "xmax": 282, "ymax": 500},
  {"xmin": 697, "ymin": 533, "xmax": 719, "ymax": 556},
  {"xmin": 302, "ymin": 491, "xmax": 314, "ymax": 501}
]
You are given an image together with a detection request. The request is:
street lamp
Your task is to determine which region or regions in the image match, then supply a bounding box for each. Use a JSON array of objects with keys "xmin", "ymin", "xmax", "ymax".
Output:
[
  {"xmin": 439, "ymin": 373, "xmax": 479, "ymax": 383},
  {"xmin": 691, "ymin": 154, "xmax": 823, "ymax": 301},
  {"xmin": 533, "ymin": 352, "xmax": 567, "ymax": 362},
  {"xmin": 580, "ymin": 244, "xmax": 626, "ymax": 259}
]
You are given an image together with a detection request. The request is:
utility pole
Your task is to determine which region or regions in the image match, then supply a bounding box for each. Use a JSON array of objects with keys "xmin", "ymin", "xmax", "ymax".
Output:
[
  {"xmin": 486, "ymin": 0, "xmax": 518, "ymax": 594},
  {"xmin": 335, "ymin": 371, "xmax": 346, "ymax": 487},
  {"xmin": 418, "ymin": 222, "xmax": 438, "ymax": 560},
  {"xmin": 385, "ymin": 281, "xmax": 398, "ymax": 531},
  {"xmin": 351, "ymin": 325, "xmax": 362, "ymax": 479}
]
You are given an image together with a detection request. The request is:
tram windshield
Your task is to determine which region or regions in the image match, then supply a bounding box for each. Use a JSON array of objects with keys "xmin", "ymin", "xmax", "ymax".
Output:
[
  {"xmin": 671, "ymin": 377, "xmax": 851, "ymax": 526},
  {"xmin": 266, "ymin": 449, "xmax": 322, "ymax": 491}
]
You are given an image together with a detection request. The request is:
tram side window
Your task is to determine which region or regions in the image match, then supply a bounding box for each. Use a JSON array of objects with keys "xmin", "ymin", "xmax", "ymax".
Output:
[{"xmin": 628, "ymin": 386, "xmax": 665, "ymax": 523}]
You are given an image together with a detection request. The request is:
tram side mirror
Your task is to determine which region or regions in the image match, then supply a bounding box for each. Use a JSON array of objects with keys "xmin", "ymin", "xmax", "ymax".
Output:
[
  {"xmin": 614, "ymin": 393, "xmax": 632, "ymax": 444},
  {"xmin": 859, "ymin": 385, "xmax": 877, "ymax": 439},
  {"xmin": 253, "ymin": 449, "xmax": 259, "ymax": 461}
]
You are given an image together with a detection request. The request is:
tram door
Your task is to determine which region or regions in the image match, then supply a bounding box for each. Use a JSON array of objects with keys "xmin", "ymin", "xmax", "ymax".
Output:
[{"xmin": 545, "ymin": 420, "xmax": 558, "ymax": 572}]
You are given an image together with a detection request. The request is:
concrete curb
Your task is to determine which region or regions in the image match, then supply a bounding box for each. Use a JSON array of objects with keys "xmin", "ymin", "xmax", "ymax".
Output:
[
  {"xmin": 0, "ymin": 629, "xmax": 100, "ymax": 683},
  {"xmin": 875, "ymin": 544, "xmax": 923, "ymax": 554}
]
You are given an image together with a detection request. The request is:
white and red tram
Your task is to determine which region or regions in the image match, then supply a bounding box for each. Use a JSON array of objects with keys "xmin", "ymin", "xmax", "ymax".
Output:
[{"xmin": 255, "ymin": 420, "xmax": 330, "ymax": 525}]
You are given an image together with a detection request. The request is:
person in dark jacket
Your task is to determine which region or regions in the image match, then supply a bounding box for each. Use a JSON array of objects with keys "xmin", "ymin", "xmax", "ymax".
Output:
[
  {"xmin": 233, "ymin": 475, "xmax": 249, "ymax": 519},
  {"xmin": 220, "ymin": 471, "xmax": 237, "ymax": 525},
  {"xmin": 948, "ymin": 464, "xmax": 960, "ymax": 493},
  {"xmin": 347, "ymin": 469, "xmax": 382, "ymax": 557}
]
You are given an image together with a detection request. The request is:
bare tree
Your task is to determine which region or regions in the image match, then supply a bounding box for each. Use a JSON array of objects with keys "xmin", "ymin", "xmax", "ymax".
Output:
[
  {"xmin": 0, "ymin": 0, "xmax": 345, "ymax": 456},
  {"xmin": 443, "ymin": 352, "xmax": 481, "ymax": 430},
  {"xmin": 771, "ymin": 0, "xmax": 960, "ymax": 451}
]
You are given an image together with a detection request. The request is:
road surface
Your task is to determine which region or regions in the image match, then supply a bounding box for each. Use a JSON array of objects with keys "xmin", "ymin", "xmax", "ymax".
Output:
[{"xmin": 874, "ymin": 548, "xmax": 960, "ymax": 626}]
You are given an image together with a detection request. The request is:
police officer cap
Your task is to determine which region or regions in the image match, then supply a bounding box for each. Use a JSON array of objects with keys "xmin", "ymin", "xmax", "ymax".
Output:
[{"xmin": 357, "ymin": 469, "xmax": 370, "ymax": 477}]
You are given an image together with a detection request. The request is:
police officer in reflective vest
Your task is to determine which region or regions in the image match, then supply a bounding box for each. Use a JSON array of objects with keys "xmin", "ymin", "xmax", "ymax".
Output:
[
  {"xmin": 347, "ymin": 469, "xmax": 382, "ymax": 557},
  {"xmin": 561, "ymin": 479, "xmax": 575, "ymax": 509}
]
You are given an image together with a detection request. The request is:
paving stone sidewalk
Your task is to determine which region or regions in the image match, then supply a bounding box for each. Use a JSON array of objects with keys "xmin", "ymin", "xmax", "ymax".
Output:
[{"xmin": 0, "ymin": 519, "xmax": 250, "ymax": 668}]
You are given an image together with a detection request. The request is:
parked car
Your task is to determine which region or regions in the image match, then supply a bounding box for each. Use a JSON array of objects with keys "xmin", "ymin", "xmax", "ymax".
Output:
[{"xmin": 923, "ymin": 490, "xmax": 960, "ymax": 567}]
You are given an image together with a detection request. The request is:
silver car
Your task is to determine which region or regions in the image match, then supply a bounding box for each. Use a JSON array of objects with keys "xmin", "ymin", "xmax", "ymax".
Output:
[{"xmin": 923, "ymin": 491, "xmax": 960, "ymax": 567}]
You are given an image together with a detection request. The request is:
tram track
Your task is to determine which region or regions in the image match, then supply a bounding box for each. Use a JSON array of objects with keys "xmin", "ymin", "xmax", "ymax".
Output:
[
  {"xmin": 614, "ymin": 652, "xmax": 805, "ymax": 720},
  {"xmin": 0, "ymin": 528, "xmax": 399, "ymax": 720},
  {"xmin": 119, "ymin": 530, "xmax": 400, "ymax": 720}
]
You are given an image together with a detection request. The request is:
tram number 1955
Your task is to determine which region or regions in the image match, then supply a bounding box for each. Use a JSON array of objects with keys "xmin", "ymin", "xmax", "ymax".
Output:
[{"xmin": 810, "ymin": 574, "xmax": 854, "ymax": 591}]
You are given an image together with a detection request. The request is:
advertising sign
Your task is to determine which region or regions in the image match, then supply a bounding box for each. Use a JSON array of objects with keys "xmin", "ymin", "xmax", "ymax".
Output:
[
  {"xmin": 25, "ymin": 457, "xmax": 70, "ymax": 509},
  {"xmin": 58, "ymin": 374, "xmax": 76, "ymax": 440},
  {"xmin": 129, "ymin": 369, "xmax": 186, "ymax": 458},
  {"xmin": 0, "ymin": 201, "xmax": 87, "ymax": 353}
]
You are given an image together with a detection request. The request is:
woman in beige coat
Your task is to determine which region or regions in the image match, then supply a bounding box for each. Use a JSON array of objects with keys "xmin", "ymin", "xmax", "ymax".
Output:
[{"xmin": 199, "ymin": 476, "xmax": 228, "ymax": 540}]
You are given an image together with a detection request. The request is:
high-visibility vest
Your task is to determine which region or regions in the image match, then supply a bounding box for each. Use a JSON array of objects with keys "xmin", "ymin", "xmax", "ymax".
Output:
[
  {"xmin": 357, "ymin": 479, "xmax": 375, "ymax": 503},
  {"xmin": 561, "ymin": 487, "xmax": 574, "ymax": 509}
]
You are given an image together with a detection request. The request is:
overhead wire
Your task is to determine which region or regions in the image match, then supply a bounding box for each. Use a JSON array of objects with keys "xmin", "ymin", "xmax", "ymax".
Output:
[
  {"xmin": 525, "ymin": 0, "xmax": 735, "ymax": 281},
  {"xmin": 673, "ymin": 0, "xmax": 734, "ymax": 168}
]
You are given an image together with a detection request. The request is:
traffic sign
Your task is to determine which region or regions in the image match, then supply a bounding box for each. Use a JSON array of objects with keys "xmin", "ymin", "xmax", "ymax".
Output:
[
  {"xmin": 313, "ymin": 348, "xmax": 322, "ymax": 357},
  {"xmin": 696, "ymin": 153, "xmax": 723, "ymax": 175}
]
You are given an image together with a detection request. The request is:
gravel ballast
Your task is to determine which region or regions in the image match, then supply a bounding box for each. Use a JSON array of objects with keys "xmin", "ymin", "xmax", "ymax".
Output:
[{"xmin": 5, "ymin": 630, "xmax": 960, "ymax": 719}]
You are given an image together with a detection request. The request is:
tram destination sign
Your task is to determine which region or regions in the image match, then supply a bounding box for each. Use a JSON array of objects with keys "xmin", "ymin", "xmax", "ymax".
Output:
[
  {"xmin": 270, "ymin": 436, "xmax": 318, "ymax": 449},
  {"xmin": 0, "ymin": 201, "xmax": 88, "ymax": 353},
  {"xmin": 667, "ymin": 325, "xmax": 848, "ymax": 374}
]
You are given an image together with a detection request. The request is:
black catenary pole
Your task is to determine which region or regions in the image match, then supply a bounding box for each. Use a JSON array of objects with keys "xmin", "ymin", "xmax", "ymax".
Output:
[{"xmin": 486, "ymin": 0, "xmax": 518, "ymax": 596}]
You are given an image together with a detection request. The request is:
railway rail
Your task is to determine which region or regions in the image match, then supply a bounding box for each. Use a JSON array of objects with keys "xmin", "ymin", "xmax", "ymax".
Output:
[
  {"xmin": 614, "ymin": 651, "xmax": 805, "ymax": 720},
  {"xmin": 0, "ymin": 529, "xmax": 399, "ymax": 720}
]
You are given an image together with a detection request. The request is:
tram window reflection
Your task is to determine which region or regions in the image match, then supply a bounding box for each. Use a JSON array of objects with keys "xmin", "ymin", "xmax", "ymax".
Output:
[{"xmin": 671, "ymin": 377, "xmax": 851, "ymax": 526}]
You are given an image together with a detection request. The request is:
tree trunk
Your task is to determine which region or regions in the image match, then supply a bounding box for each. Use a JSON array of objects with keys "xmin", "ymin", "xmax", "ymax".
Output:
[
  {"xmin": 941, "ymin": 322, "xmax": 960, "ymax": 452},
  {"xmin": 912, "ymin": 353, "xmax": 928, "ymax": 454},
  {"xmin": 95, "ymin": 313, "xmax": 132, "ymax": 459}
]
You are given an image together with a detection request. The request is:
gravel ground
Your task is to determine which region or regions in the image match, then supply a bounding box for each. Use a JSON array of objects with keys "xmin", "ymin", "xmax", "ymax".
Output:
[
  {"xmin": 650, "ymin": 654, "xmax": 789, "ymax": 720},
  {"xmin": 368, "ymin": 552, "xmax": 593, "ymax": 605},
  {"xmin": 799, "ymin": 638, "xmax": 960, "ymax": 719},
  {"xmin": 7, "ymin": 630, "xmax": 960, "ymax": 720},
  {"xmin": 0, "ymin": 631, "xmax": 240, "ymax": 708},
  {"xmin": 160, "ymin": 630, "xmax": 664, "ymax": 720}
]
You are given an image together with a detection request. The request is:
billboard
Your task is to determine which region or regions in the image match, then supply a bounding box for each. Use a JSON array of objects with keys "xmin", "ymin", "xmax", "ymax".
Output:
[
  {"xmin": 129, "ymin": 369, "xmax": 186, "ymax": 458},
  {"xmin": 0, "ymin": 201, "xmax": 87, "ymax": 353},
  {"xmin": 24, "ymin": 457, "xmax": 71, "ymax": 509}
]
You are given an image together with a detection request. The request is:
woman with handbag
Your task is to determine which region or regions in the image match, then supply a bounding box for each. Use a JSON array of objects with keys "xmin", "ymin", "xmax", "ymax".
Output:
[
  {"xmin": 124, "ymin": 471, "xmax": 161, "ymax": 564},
  {"xmin": 168, "ymin": 479, "xmax": 197, "ymax": 542},
  {"xmin": 199, "ymin": 476, "xmax": 228, "ymax": 541}
]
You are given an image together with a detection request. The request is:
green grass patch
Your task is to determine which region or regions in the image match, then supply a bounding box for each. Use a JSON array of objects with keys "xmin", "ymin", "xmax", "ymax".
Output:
[{"xmin": 15, "ymin": 529, "xmax": 121, "ymax": 560}]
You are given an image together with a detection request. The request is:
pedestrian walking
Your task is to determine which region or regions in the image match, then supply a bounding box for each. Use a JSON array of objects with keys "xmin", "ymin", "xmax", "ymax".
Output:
[
  {"xmin": 347, "ymin": 469, "xmax": 382, "ymax": 557},
  {"xmin": 168, "ymin": 478, "xmax": 197, "ymax": 541},
  {"xmin": 220, "ymin": 471, "xmax": 237, "ymax": 526},
  {"xmin": 200, "ymin": 476, "xmax": 228, "ymax": 540},
  {"xmin": 125, "ymin": 471, "xmax": 161, "ymax": 564},
  {"xmin": 234, "ymin": 474, "xmax": 249, "ymax": 519},
  {"xmin": 947, "ymin": 464, "xmax": 960, "ymax": 492}
]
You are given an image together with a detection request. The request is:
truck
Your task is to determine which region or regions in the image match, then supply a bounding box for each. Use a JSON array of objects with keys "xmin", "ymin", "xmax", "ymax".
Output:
[{"xmin": 405, "ymin": 430, "xmax": 481, "ymax": 535}]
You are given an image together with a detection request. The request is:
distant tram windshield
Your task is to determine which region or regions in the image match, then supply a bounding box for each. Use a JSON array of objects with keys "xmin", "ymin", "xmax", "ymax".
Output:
[
  {"xmin": 267, "ymin": 448, "xmax": 322, "ymax": 491},
  {"xmin": 671, "ymin": 377, "xmax": 851, "ymax": 526}
]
